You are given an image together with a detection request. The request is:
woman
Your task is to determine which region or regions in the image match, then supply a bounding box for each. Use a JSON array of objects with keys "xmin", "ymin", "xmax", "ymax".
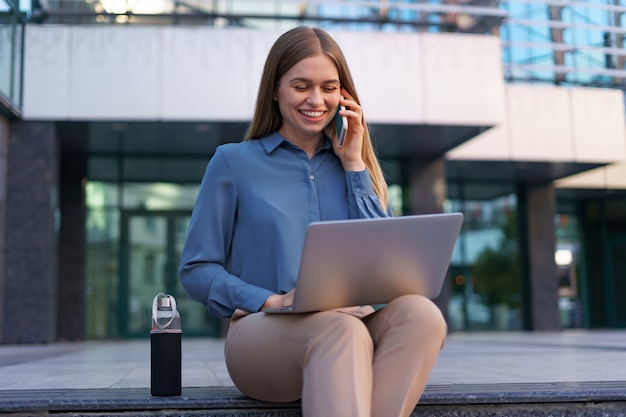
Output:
[{"xmin": 179, "ymin": 26, "xmax": 446, "ymax": 417}]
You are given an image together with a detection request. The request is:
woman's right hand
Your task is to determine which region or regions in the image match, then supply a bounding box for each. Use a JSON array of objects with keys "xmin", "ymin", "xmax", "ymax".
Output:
[
  {"xmin": 260, "ymin": 289, "xmax": 295, "ymax": 311},
  {"xmin": 333, "ymin": 89, "xmax": 366, "ymax": 172}
]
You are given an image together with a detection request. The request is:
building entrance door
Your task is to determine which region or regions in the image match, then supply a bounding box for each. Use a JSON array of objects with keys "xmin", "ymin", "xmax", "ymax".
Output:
[
  {"xmin": 607, "ymin": 235, "xmax": 626, "ymax": 327},
  {"xmin": 119, "ymin": 210, "xmax": 220, "ymax": 338}
]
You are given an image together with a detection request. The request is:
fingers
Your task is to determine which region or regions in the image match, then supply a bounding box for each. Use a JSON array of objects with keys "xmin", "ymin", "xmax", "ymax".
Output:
[
  {"xmin": 340, "ymin": 90, "xmax": 361, "ymax": 119},
  {"xmin": 283, "ymin": 289, "xmax": 295, "ymax": 307},
  {"xmin": 339, "ymin": 90, "xmax": 363, "ymax": 134},
  {"xmin": 334, "ymin": 90, "xmax": 366, "ymax": 171}
]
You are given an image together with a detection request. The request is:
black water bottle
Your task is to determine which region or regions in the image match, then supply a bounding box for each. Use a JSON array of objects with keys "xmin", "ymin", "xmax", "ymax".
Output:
[{"xmin": 150, "ymin": 293, "xmax": 182, "ymax": 396}]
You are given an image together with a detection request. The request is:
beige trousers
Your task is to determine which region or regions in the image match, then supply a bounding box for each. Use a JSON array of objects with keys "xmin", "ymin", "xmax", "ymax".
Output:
[{"xmin": 224, "ymin": 294, "xmax": 447, "ymax": 417}]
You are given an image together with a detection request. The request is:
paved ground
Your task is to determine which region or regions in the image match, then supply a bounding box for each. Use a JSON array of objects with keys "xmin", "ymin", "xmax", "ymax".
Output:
[{"xmin": 1, "ymin": 330, "xmax": 626, "ymax": 391}]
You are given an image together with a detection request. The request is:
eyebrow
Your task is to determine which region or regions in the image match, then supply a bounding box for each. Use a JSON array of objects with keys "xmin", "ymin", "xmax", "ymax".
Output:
[{"xmin": 288, "ymin": 77, "xmax": 340, "ymax": 85}]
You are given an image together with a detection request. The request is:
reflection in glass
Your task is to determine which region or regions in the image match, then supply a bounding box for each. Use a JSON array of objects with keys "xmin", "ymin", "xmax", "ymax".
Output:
[
  {"xmin": 85, "ymin": 208, "xmax": 120, "ymax": 339},
  {"xmin": 471, "ymin": 210, "xmax": 521, "ymax": 329},
  {"xmin": 125, "ymin": 213, "xmax": 219, "ymax": 337},
  {"xmin": 127, "ymin": 216, "xmax": 168, "ymax": 334},
  {"xmin": 122, "ymin": 183, "xmax": 199, "ymax": 210},
  {"xmin": 447, "ymin": 189, "xmax": 522, "ymax": 331},
  {"xmin": 0, "ymin": 13, "xmax": 23, "ymax": 110},
  {"xmin": 85, "ymin": 181, "xmax": 219, "ymax": 339},
  {"xmin": 555, "ymin": 213, "xmax": 583, "ymax": 328}
]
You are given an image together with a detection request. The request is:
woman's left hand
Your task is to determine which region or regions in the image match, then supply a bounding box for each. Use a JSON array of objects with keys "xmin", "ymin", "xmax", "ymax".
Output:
[{"xmin": 333, "ymin": 89, "xmax": 366, "ymax": 172}]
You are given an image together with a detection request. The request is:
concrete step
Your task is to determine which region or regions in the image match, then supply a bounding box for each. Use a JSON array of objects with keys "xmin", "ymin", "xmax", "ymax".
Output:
[{"xmin": 1, "ymin": 382, "xmax": 625, "ymax": 416}]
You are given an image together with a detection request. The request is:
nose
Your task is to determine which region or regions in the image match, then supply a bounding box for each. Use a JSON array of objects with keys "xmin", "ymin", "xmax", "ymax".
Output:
[{"xmin": 306, "ymin": 88, "xmax": 324, "ymax": 106}]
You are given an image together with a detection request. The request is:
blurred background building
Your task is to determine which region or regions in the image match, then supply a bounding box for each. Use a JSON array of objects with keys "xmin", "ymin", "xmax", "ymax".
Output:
[{"xmin": 0, "ymin": 0, "xmax": 625, "ymax": 343}]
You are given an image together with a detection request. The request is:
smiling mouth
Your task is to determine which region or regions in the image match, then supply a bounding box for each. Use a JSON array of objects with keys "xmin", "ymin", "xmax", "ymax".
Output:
[{"xmin": 299, "ymin": 110, "xmax": 325, "ymax": 118}]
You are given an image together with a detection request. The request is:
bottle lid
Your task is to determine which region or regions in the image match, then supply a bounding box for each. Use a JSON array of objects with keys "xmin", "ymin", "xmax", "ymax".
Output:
[
  {"xmin": 157, "ymin": 297, "xmax": 172, "ymax": 309},
  {"xmin": 152, "ymin": 293, "xmax": 179, "ymax": 331}
]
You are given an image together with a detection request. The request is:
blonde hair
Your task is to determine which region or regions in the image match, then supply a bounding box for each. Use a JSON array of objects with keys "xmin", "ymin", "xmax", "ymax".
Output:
[{"xmin": 245, "ymin": 26, "xmax": 389, "ymax": 211}]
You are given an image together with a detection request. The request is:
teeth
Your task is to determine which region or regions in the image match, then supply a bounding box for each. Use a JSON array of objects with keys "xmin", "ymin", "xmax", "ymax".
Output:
[{"xmin": 301, "ymin": 111, "xmax": 324, "ymax": 117}]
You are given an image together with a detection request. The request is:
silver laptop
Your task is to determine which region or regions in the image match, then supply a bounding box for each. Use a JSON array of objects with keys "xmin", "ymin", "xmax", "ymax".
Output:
[{"xmin": 263, "ymin": 212, "xmax": 463, "ymax": 314}]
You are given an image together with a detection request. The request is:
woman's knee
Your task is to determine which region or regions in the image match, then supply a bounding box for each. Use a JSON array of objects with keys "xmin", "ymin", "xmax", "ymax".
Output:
[{"xmin": 387, "ymin": 295, "xmax": 448, "ymax": 340}]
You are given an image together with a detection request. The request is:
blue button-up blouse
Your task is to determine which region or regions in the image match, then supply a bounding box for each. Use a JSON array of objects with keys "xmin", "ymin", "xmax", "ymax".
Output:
[{"xmin": 179, "ymin": 131, "xmax": 390, "ymax": 318}]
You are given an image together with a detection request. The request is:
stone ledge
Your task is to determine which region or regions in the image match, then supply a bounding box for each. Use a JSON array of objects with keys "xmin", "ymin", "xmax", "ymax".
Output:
[{"xmin": 1, "ymin": 382, "xmax": 625, "ymax": 416}]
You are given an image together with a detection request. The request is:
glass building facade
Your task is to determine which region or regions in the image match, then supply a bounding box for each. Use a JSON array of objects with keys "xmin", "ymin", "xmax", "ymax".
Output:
[
  {"xmin": 5, "ymin": 0, "xmax": 625, "ymax": 340},
  {"xmin": 501, "ymin": 0, "xmax": 626, "ymax": 86},
  {"xmin": 0, "ymin": 0, "xmax": 24, "ymax": 114}
]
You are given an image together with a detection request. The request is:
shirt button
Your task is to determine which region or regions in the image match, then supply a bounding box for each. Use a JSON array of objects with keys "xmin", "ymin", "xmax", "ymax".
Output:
[
  {"xmin": 310, "ymin": 174, "xmax": 315, "ymax": 180},
  {"xmin": 355, "ymin": 187, "xmax": 361, "ymax": 193}
]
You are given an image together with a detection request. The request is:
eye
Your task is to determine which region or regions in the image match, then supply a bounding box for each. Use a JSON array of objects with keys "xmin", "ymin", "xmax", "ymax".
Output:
[
  {"xmin": 294, "ymin": 85, "xmax": 308, "ymax": 91},
  {"xmin": 323, "ymin": 86, "xmax": 338, "ymax": 92}
]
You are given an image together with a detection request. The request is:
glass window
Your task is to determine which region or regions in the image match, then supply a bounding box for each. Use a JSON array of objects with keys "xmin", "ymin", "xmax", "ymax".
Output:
[
  {"xmin": 562, "ymin": 3, "xmax": 614, "ymax": 84},
  {"xmin": 501, "ymin": 2, "xmax": 556, "ymax": 82},
  {"xmin": 388, "ymin": 184, "xmax": 404, "ymax": 216},
  {"xmin": 85, "ymin": 208, "xmax": 120, "ymax": 339},
  {"xmin": 0, "ymin": 7, "xmax": 23, "ymax": 110},
  {"xmin": 446, "ymin": 182, "xmax": 522, "ymax": 331},
  {"xmin": 86, "ymin": 182, "xmax": 120, "ymax": 209},
  {"xmin": 554, "ymin": 212, "xmax": 583, "ymax": 328},
  {"xmin": 88, "ymin": 157, "xmax": 120, "ymax": 182},
  {"xmin": 501, "ymin": 0, "xmax": 626, "ymax": 85},
  {"xmin": 121, "ymin": 183, "xmax": 199, "ymax": 210},
  {"xmin": 85, "ymin": 181, "xmax": 200, "ymax": 338}
]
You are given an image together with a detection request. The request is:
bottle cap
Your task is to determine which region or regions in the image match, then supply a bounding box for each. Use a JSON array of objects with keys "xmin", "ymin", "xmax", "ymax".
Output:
[
  {"xmin": 152, "ymin": 293, "xmax": 179, "ymax": 332},
  {"xmin": 158, "ymin": 297, "xmax": 172, "ymax": 309}
]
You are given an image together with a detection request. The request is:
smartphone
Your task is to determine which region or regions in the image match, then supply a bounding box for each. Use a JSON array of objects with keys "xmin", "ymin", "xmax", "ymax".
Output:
[{"xmin": 334, "ymin": 103, "xmax": 348, "ymax": 148}]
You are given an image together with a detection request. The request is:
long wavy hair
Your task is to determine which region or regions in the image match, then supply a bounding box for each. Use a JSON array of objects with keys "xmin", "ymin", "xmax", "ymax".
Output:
[{"xmin": 245, "ymin": 26, "xmax": 389, "ymax": 211}]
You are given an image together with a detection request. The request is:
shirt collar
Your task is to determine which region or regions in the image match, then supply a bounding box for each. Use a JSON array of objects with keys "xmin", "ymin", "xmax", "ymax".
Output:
[
  {"xmin": 259, "ymin": 131, "xmax": 333, "ymax": 154},
  {"xmin": 259, "ymin": 132, "xmax": 285, "ymax": 154}
]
